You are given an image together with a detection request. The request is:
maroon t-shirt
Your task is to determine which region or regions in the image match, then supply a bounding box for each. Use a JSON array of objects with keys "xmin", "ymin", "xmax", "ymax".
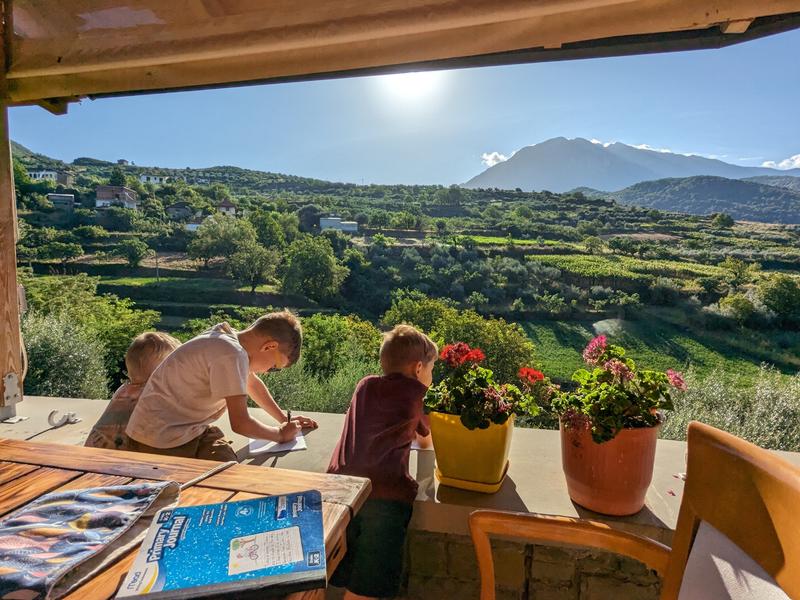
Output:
[{"xmin": 327, "ymin": 373, "xmax": 430, "ymax": 504}]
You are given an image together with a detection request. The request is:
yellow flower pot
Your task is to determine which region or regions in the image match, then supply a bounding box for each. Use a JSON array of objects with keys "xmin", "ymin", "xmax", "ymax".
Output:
[{"xmin": 430, "ymin": 411, "xmax": 514, "ymax": 493}]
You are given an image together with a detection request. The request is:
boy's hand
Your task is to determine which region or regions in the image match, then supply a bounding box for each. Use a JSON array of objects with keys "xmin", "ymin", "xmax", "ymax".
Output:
[
  {"xmin": 277, "ymin": 420, "xmax": 301, "ymax": 442},
  {"xmin": 290, "ymin": 414, "xmax": 318, "ymax": 429}
]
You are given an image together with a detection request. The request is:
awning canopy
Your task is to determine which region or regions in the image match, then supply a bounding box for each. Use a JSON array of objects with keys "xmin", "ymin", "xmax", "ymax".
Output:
[{"xmin": 4, "ymin": 0, "xmax": 800, "ymax": 113}]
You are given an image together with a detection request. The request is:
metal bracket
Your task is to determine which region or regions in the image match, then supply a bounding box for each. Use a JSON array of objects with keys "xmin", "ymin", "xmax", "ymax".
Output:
[{"xmin": 3, "ymin": 372, "xmax": 20, "ymax": 405}]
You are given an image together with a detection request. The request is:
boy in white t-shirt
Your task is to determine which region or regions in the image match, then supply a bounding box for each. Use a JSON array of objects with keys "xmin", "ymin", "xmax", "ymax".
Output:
[{"xmin": 126, "ymin": 311, "xmax": 317, "ymax": 462}]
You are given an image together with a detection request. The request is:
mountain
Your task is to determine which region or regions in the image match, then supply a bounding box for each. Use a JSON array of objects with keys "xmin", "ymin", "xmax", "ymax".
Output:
[
  {"xmin": 608, "ymin": 175, "xmax": 800, "ymax": 224},
  {"xmin": 744, "ymin": 175, "xmax": 800, "ymax": 193},
  {"xmin": 464, "ymin": 137, "xmax": 800, "ymax": 192}
]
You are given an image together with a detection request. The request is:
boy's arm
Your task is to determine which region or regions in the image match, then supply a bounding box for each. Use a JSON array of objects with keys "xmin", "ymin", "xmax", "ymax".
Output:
[
  {"xmin": 226, "ymin": 394, "xmax": 300, "ymax": 442},
  {"xmin": 247, "ymin": 373, "xmax": 318, "ymax": 429}
]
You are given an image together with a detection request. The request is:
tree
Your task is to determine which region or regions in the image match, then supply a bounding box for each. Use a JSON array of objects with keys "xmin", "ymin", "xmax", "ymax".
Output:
[
  {"xmin": 226, "ymin": 241, "xmax": 279, "ymax": 293},
  {"xmin": 584, "ymin": 236, "xmax": 604, "ymax": 254},
  {"xmin": 115, "ymin": 238, "xmax": 152, "ymax": 268},
  {"xmin": 281, "ymin": 236, "xmax": 349, "ymax": 302},
  {"xmin": 720, "ymin": 257, "xmax": 757, "ymax": 288},
  {"xmin": 40, "ymin": 241, "xmax": 83, "ymax": 264},
  {"xmin": 109, "ymin": 166, "xmax": 127, "ymax": 186},
  {"xmin": 712, "ymin": 213, "xmax": 735, "ymax": 228},
  {"xmin": 321, "ymin": 229, "xmax": 350, "ymax": 257},
  {"xmin": 297, "ymin": 204, "xmax": 322, "ymax": 233},
  {"xmin": 73, "ymin": 225, "xmax": 110, "ymax": 241},
  {"xmin": 188, "ymin": 214, "xmax": 256, "ymax": 267},
  {"xmin": 758, "ymin": 275, "xmax": 800, "ymax": 325},
  {"xmin": 249, "ymin": 210, "xmax": 286, "ymax": 248},
  {"xmin": 466, "ymin": 291, "xmax": 488, "ymax": 311},
  {"xmin": 719, "ymin": 293, "xmax": 755, "ymax": 325}
]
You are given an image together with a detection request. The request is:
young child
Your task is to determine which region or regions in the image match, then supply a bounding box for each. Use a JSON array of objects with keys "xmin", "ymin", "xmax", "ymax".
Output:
[
  {"xmin": 126, "ymin": 311, "xmax": 317, "ymax": 462},
  {"xmin": 327, "ymin": 324, "xmax": 437, "ymax": 599},
  {"xmin": 85, "ymin": 332, "xmax": 181, "ymax": 451}
]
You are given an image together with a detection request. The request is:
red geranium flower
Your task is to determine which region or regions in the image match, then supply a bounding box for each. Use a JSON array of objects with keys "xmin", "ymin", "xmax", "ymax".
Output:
[
  {"xmin": 440, "ymin": 342, "xmax": 485, "ymax": 367},
  {"xmin": 518, "ymin": 367, "xmax": 545, "ymax": 384}
]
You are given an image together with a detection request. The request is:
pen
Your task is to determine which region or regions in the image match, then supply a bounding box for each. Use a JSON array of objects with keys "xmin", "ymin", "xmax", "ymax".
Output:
[{"xmin": 287, "ymin": 410, "xmax": 292, "ymax": 423}]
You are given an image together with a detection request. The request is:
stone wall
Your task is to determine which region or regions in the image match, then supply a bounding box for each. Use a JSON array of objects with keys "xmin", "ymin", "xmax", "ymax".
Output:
[{"xmin": 405, "ymin": 531, "xmax": 661, "ymax": 600}]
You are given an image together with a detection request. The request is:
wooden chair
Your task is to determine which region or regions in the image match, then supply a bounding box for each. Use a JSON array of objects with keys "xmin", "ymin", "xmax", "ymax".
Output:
[{"xmin": 469, "ymin": 422, "xmax": 800, "ymax": 599}]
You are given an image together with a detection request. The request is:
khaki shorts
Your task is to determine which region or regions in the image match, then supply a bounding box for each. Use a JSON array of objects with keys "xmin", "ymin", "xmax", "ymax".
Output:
[{"xmin": 129, "ymin": 425, "xmax": 238, "ymax": 462}]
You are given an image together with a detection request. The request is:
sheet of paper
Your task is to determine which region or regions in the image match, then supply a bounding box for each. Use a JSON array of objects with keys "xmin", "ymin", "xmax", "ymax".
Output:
[
  {"xmin": 411, "ymin": 439, "xmax": 434, "ymax": 451},
  {"xmin": 248, "ymin": 432, "xmax": 307, "ymax": 455}
]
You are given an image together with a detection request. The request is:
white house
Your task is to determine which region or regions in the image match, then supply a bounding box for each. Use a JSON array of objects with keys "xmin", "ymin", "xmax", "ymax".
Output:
[
  {"xmin": 139, "ymin": 174, "xmax": 169, "ymax": 184},
  {"xmin": 320, "ymin": 216, "xmax": 358, "ymax": 233},
  {"xmin": 95, "ymin": 185, "xmax": 139, "ymax": 210},
  {"xmin": 28, "ymin": 170, "xmax": 58, "ymax": 181},
  {"xmin": 218, "ymin": 198, "xmax": 237, "ymax": 217},
  {"xmin": 185, "ymin": 217, "xmax": 204, "ymax": 232}
]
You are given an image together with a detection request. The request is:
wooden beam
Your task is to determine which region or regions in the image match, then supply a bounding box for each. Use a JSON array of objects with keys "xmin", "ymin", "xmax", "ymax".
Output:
[
  {"xmin": 721, "ymin": 18, "xmax": 755, "ymax": 33},
  {"xmin": 0, "ymin": 0, "xmax": 23, "ymax": 412}
]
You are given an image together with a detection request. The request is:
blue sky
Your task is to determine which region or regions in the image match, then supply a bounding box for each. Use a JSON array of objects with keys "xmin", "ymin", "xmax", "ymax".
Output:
[{"xmin": 8, "ymin": 27, "xmax": 800, "ymax": 185}]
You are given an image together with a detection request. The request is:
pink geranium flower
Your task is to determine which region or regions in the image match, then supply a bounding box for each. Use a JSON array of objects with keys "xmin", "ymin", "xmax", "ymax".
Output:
[
  {"xmin": 582, "ymin": 335, "xmax": 608, "ymax": 365},
  {"xmin": 604, "ymin": 359, "xmax": 633, "ymax": 381},
  {"xmin": 666, "ymin": 369, "xmax": 687, "ymax": 391}
]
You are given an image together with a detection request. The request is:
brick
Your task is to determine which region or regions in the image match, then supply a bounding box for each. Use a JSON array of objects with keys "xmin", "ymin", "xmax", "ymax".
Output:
[
  {"xmin": 408, "ymin": 531, "xmax": 448, "ymax": 578},
  {"xmin": 618, "ymin": 556, "xmax": 661, "ymax": 585},
  {"xmin": 446, "ymin": 537, "xmax": 526, "ymax": 589},
  {"xmin": 446, "ymin": 538, "xmax": 480, "ymax": 581},
  {"xmin": 534, "ymin": 544, "xmax": 584, "ymax": 564},
  {"xmin": 580, "ymin": 576, "xmax": 659, "ymax": 600},
  {"xmin": 579, "ymin": 551, "xmax": 620, "ymax": 575},
  {"xmin": 407, "ymin": 575, "xmax": 479, "ymax": 600},
  {"xmin": 531, "ymin": 584, "xmax": 579, "ymax": 600},
  {"xmin": 531, "ymin": 558, "xmax": 576, "ymax": 584}
]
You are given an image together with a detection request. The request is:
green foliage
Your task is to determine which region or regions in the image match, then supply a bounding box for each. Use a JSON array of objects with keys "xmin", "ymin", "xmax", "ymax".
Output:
[
  {"xmin": 758, "ymin": 274, "xmax": 800, "ymax": 325},
  {"xmin": 281, "ymin": 236, "xmax": 348, "ymax": 302},
  {"xmin": 22, "ymin": 312, "xmax": 109, "ymax": 399},
  {"xmin": 300, "ymin": 313, "xmax": 381, "ymax": 377},
  {"xmin": 226, "ymin": 240, "xmax": 279, "ymax": 292},
  {"xmin": 552, "ymin": 338, "xmax": 677, "ymax": 443},
  {"xmin": 712, "ymin": 213, "xmax": 735, "ymax": 228},
  {"xmin": 248, "ymin": 210, "xmax": 286, "ymax": 249},
  {"xmin": 109, "ymin": 167, "xmax": 127, "ymax": 186},
  {"xmin": 72, "ymin": 225, "xmax": 110, "ymax": 241},
  {"xmin": 20, "ymin": 271, "xmax": 159, "ymax": 382},
  {"xmin": 381, "ymin": 293, "xmax": 536, "ymax": 383},
  {"xmin": 719, "ymin": 293, "xmax": 755, "ymax": 324},
  {"xmin": 662, "ymin": 367, "xmax": 800, "ymax": 451},
  {"xmin": 188, "ymin": 214, "xmax": 256, "ymax": 267},
  {"xmin": 115, "ymin": 238, "xmax": 152, "ymax": 268},
  {"xmin": 39, "ymin": 241, "xmax": 83, "ymax": 264}
]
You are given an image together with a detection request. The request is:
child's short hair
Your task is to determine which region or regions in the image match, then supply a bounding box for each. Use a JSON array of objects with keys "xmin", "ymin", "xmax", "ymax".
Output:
[
  {"xmin": 250, "ymin": 311, "xmax": 303, "ymax": 365},
  {"xmin": 380, "ymin": 324, "xmax": 438, "ymax": 374},
  {"xmin": 126, "ymin": 332, "xmax": 181, "ymax": 384}
]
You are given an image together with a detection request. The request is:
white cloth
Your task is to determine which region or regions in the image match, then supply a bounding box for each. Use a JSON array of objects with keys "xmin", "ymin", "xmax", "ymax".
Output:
[
  {"xmin": 126, "ymin": 323, "xmax": 249, "ymax": 448},
  {"xmin": 678, "ymin": 521, "xmax": 789, "ymax": 600}
]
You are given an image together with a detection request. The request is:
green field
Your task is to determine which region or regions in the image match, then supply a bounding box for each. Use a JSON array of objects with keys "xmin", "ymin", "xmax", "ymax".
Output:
[
  {"xmin": 527, "ymin": 254, "xmax": 723, "ymax": 281},
  {"xmin": 524, "ymin": 309, "xmax": 800, "ymax": 385},
  {"xmin": 98, "ymin": 276, "xmax": 278, "ymax": 294}
]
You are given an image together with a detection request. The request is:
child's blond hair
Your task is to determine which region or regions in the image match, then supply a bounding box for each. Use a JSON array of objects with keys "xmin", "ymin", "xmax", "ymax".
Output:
[
  {"xmin": 380, "ymin": 324, "xmax": 438, "ymax": 375},
  {"xmin": 250, "ymin": 311, "xmax": 303, "ymax": 365},
  {"xmin": 125, "ymin": 332, "xmax": 181, "ymax": 384}
]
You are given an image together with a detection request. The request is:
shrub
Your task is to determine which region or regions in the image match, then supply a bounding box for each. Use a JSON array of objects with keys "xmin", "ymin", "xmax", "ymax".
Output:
[
  {"xmin": 662, "ymin": 367, "xmax": 800, "ymax": 452},
  {"xmin": 301, "ymin": 314, "xmax": 381, "ymax": 377},
  {"xmin": 758, "ymin": 274, "xmax": 800, "ymax": 325},
  {"xmin": 22, "ymin": 312, "xmax": 109, "ymax": 399}
]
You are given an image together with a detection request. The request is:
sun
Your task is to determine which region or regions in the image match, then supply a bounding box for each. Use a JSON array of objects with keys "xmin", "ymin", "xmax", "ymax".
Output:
[{"xmin": 377, "ymin": 71, "xmax": 445, "ymax": 101}]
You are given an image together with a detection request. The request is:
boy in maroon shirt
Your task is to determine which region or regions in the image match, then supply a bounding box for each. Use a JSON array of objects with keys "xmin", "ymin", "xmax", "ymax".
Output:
[{"xmin": 328, "ymin": 324, "xmax": 437, "ymax": 599}]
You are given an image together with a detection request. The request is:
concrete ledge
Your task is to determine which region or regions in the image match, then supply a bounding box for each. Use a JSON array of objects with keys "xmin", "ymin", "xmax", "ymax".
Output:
[{"xmin": 8, "ymin": 396, "xmax": 800, "ymax": 546}]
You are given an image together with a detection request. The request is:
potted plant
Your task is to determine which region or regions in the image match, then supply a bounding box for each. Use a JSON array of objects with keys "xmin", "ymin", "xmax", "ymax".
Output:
[
  {"xmin": 552, "ymin": 335, "xmax": 684, "ymax": 515},
  {"xmin": 424, "ymin": 342, "xmax": 546, "ymax": 493}
]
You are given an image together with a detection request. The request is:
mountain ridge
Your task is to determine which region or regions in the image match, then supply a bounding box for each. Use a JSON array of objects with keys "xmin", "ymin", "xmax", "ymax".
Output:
[{"xmin": 465, "ymin": 137, "xmax": 800, "ymax": 192}]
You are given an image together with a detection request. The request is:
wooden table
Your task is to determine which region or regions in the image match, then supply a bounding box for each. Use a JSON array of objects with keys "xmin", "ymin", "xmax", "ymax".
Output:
[{"xmin": 0, "ymin": 438, "xmax": 371, "ymax": 599}]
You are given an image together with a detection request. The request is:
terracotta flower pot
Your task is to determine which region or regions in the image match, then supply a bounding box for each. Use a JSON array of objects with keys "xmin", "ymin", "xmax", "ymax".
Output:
[
  {"xmin": 430, "ymin": 411, "xmax": 514, "ymax": 493},
  {"xmin": 560, "ymin": 419, "xmax": 659, "ymax": 516}
]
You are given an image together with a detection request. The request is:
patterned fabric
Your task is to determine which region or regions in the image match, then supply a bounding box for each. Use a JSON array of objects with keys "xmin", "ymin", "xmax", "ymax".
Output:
[{"xmin": 0, "ymin": 481, "xmax": 180, "ymax": 600}]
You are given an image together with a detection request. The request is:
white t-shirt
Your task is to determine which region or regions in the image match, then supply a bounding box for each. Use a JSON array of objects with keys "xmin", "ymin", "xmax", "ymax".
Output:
[{"xmin": 126, "ymin": 323, "xmax": 249, "ymax": 448}]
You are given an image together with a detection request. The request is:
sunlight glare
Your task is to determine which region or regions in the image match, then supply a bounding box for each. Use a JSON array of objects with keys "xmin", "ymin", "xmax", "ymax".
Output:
[{"xmin": 377, "ymin": 71, "xmax": 445, "ymax": 102}]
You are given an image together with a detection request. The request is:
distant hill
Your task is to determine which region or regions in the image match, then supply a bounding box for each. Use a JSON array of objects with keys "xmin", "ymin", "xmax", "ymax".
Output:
[
  {"xmin": 744, "ymin": 175, "xmax": 800, "ymax": 193},
  {"xmin": 464, "ymin": 137, "xmax": 800, "ymax": 192},
  {"xmin": 608, "ymin": 175, "xmax": 800, "ymax": 224}
]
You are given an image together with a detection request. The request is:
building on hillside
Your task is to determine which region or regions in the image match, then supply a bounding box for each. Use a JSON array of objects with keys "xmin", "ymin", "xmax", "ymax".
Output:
[
  {"xmin": 320, "ymin": 216, "xmax": 358, "ymax": 233},
  {"xmin": 47, "ymin": 193, "xmax": 75, "ymax": 212},
  {"xmin": 95, "ymin": 185, "xmax": 139, "ymax": 210},
  {"xmin": 28, "ymin": 170, "xmax": 74, "ymax": 186},
  {"xmin": 218, "ymin": 198, "xmax": 236, "ymax": 217},
  {"xmin": 185, "ymin": 217, "xmax": 204, "ymax": 232},
  {"xmin": 117, "ymin": 159, "xmax": 129, "ymax": 165},
  {"xmin": 139, "ymin": 174, "xmax": 169, "ymax": 184},
  {"xmin": 166, "ymin": 201, "xmax": 197, "ymax": 220}
]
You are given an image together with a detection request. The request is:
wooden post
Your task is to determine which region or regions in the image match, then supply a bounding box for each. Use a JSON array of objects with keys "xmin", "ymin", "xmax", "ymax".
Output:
[
  {"xmin": 0, "ymin": 0, "xmax": 23, "ymax": 418},
  {"xmin": 0, "ymin": 104, "xmax": 22, "ymax": 418}
]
